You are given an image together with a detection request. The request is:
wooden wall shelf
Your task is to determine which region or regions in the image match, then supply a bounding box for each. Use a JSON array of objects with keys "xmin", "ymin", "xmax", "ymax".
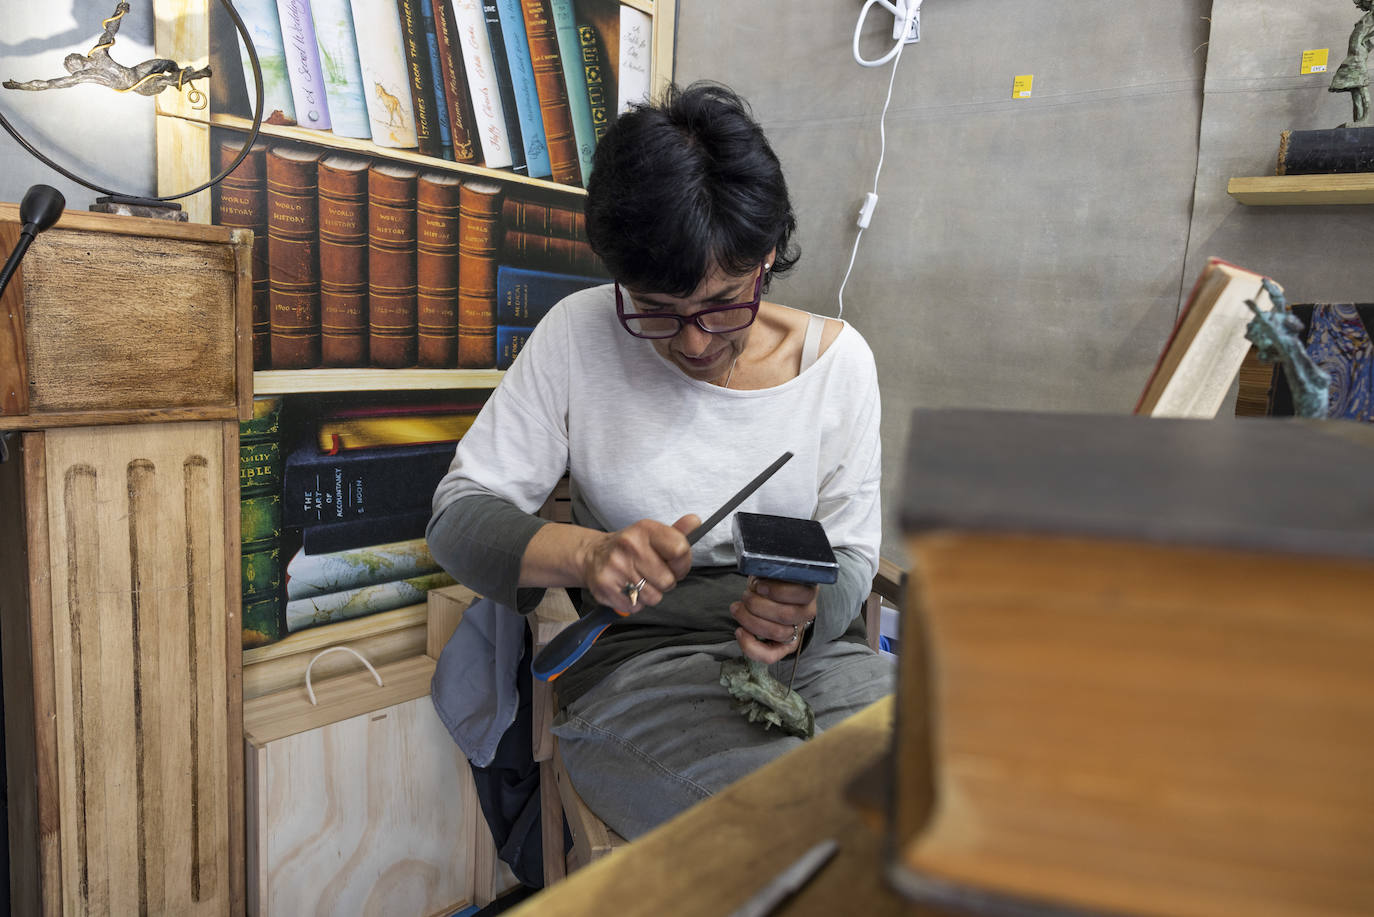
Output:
[
  {"xmin": 254, "ymin": 368, "xmax": 504, "ymax": 394},
  {"xmin": 185, "ymin": 112, "xmax": 586, "ymax": 197},
  {"xmin": 1227, "ymin": 173, "xmax": 1374, "ymax": 205}
]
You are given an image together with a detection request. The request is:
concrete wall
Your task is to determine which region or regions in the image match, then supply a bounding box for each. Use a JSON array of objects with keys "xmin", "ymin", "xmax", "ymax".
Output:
[
  {"xmin": 2, "ymin": 0, "xmax": 1369, "ymax": 562},
  {"xmin": 673, "ymin": 0, "xmax": 1374, "ymax": 561}
]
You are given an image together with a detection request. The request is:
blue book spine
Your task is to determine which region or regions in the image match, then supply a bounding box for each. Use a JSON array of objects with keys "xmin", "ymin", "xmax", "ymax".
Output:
[
  {"xmin": 495, "ymin": 265, "xmax": 603, "ymax": 325},
  {"xmin": 481, "ymin": 1, "xmax": 528, "ymax": 174},
  {"xmin": 283, "ymin": 440, "xmax": 456, "ymax": 525},
  {"xmin": 491, "ymin": 0, "xmax": 552, "ymax": 178},
  {"xmin": 420, "ymin": 0, "xmax": 455, "ymax": 159},
  {"xmin": 496, "ymin": 324, "xmax": 535, "ymax": 369}
]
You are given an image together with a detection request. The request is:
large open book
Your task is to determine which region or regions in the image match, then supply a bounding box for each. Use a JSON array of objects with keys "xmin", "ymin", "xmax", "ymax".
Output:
[
  {"xmin": 1135, "ymin": 258, "xmax": 1276, "ymax": 418},
  {"xmin": 891, "ymin": 409, "xmax": 1374, "ymax": 917}
]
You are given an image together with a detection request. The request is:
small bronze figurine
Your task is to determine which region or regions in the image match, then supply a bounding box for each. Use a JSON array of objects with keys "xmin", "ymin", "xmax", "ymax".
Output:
[
  {"xmin": 3, "ymin": 3, "xmax": 210, "ymax": 108},
  {"xmin": 1330, "ymin": 0, "xmax": 1374, "ymax": 127},
  {"xmin": 1245, "ymin": 278, "xmax": 1332, "ymax": 419}
]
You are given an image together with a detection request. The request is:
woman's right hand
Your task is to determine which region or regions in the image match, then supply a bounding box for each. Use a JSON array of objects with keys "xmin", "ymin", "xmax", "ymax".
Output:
[{"xmin": 579, "ymin": 513, "xmax": 699, "ymax": 614}]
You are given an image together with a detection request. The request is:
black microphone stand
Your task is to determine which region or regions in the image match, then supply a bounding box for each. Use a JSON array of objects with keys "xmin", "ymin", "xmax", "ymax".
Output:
[{"xmin": 0, "ymin": 183, "xmax": 65, "ymax": 300}]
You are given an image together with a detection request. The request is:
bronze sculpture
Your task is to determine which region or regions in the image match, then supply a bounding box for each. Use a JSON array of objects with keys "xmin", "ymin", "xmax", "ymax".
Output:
[
  {"xmin": 3, "ymin": 3, "xmax": 211, "ymax": 109},
  {"xmin": 1331, "ymin": 0, "xmax": 1374, "ymax": 127}
]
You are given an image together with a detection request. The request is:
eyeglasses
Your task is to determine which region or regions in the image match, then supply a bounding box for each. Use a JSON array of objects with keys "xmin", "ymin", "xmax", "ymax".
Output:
[{"xmin": 615, "ymin": 267, "xmax": 764, "ymax": 339}]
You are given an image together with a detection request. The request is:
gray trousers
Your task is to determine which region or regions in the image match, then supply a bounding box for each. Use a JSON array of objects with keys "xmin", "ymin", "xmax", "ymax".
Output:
[{"xmin": 550, "ymin": 637, "xmax": 894, "ymax": 840}]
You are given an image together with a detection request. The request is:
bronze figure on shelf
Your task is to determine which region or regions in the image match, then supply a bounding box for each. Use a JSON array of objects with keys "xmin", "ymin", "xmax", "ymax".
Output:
[
  {"xmin": 1245, "ymin": 278, "xmax": 1332, "ymax": 419},
  {"xmin": 1331, "ymin": 0, "xmax": 1374, "ymax": 127},
  {"xmin": 3, "ymin": 2, "xmax": 210, "ymax": 109}
]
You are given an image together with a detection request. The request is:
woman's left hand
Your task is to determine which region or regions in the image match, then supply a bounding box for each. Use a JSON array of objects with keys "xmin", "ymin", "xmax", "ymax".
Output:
[{"xmin": 731, "ymin": 577, "xmax": 818, "ymax": 664}]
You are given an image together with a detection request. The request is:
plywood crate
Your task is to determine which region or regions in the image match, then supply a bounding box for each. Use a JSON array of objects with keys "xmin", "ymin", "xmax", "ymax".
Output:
[{"xmin": 244, "ymin": 653, "xmax": 502, "ymax": 916}]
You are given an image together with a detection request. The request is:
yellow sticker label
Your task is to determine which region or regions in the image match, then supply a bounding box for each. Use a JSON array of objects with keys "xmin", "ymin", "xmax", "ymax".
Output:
[
  {"xmin": 1301, "ymin": 48, "xmax": 1329, "ymax": 74},
  {"xmin": 1013, "ymin": 74, "xmax": 1033, "ymax": 99}
]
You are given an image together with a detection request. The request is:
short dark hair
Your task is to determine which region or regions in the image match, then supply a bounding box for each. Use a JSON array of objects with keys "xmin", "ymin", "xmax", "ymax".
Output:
[{"xmin": 584, "ymin": 81, "xmax": 799, "ymax": 297}]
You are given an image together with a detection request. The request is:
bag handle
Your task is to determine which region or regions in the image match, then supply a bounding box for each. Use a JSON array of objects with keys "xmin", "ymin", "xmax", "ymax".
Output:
[{"xmin": 304, "ymin": 646, "xmax": 384, "ymax": 706}]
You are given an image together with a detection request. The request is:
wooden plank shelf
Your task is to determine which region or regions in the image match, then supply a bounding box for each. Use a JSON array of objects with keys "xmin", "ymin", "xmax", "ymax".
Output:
[
  {"xmin": 172, "ymin": 111, "xmax": 589, "ymax": 196},
  {"xmin": 1227, "ymin": 173, "xmax": 1374, "ymax": 205},
  {"xmin": 254, "ymin": 367, "xmax": 504, "ymax": 394}
]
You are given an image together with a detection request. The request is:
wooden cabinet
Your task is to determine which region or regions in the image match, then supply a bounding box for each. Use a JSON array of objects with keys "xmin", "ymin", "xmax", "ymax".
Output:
[{"xmin": 0, "ymin": 209, "xmax": 251, "ymax": 915}]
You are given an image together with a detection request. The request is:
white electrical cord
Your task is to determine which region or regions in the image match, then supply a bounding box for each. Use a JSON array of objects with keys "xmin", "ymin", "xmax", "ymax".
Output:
[{"xmin": 838, "ymin": 4, "xmax": 913, "ymax": 318}]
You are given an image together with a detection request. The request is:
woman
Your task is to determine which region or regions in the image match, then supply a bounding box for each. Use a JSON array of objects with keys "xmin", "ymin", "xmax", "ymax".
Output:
[{"xmin": 429, "ymin": 82, "xmax": 891, "ymax": 841}]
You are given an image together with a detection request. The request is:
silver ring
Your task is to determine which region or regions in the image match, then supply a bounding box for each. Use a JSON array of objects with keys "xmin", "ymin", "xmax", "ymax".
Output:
[
  {"xmin": 791, "ymin": 623, "xmax": 799, "ymax": 643},
  {"xmin": 622, "ymin": 576, "xmax": 647, "ymax": 605}
]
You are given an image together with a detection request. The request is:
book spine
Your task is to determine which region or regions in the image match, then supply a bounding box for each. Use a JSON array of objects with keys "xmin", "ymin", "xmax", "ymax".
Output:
[
  {"xmin": 397, "ymin": 0, "xmax": 445, "ymax": 157},
  {"xmin": 309, "ymin": 0, "xmax": 372, "ymax": 137},
  {"xmin": 458, "ymin": 180, "xmax": 504, "ymax": 368},
  {"xmin": 285, "ymin": 571, "xmax": 456, "ymax": 631},
  {"xmin": 495, "ymin": 264, "xmax": 601, "ymax": 325},
  {"xmin": 349, "ymin": 0, "xmax": 420, "ymax": 147},
  {"xmin": 501, "ymin": 194, "xmax": 585, "ymax": 238},
  {"xmin": 215, "ymin": 138, "xmax": 272, "ymax": 370},
  {"xmin": 367, "ymin": 163, "xmax": 420, "ymax": 367},
  {"xmin": 432, "ymin": 0, "xmax": 482, "ymax": 163},
  {"xmin": 283, "ymin": 440, "xmax": 458, "ymax": 526},
  {"xmin": 451, "ymin": 0, "xmax": 514, "ymax": 169},
  {"xmin": 496, "ymin": 323, "xmax": 534, "ymax": 369},
  {"xmin": 266, "ymin": 145, "xmax": 324, "ymax": 369},
  {"xmin": 285, "ymin": 537, "xmax": 439, "ymax": 599},
  {"xmin": 236, "ymin": 0, "xmax": 297, "ymax": 124},
  {"xmin": 549, "ymin": 0, "xmax": 596, "ymax": 183},
  {"xmin": 1275, "ymin": 127, "xmax": 1374, "ymax": 175},
  {"xmin": 493, "ymin": 0, "xmax": 552, "ymax": 178},
  {"xmin": 240, "ymin": 396, "xmax": 285, "ymax": 648},
  {"xmin": 617, "ymin": 4, "xmax": 652, "ymax": 115},
  {"xmin": 301, "ymin": 508, "xmax": 431, "ymax": 554},
  {"xmin": 577, "ymin": 23, "xmax": 610, "ymax": 140},
  {"xmin": 317, "ymin": 156, "xmax": 371, "ymax": 366},
  {"xmin": 275, "ymin": 0, "xmax": 333, "ymax": 128},
  {"xmin": 416, "ymin": 175, "xmax": 464, "ymax": 367},
  {"xmin": 481, "ymin": 1, "xmax": 529, "ymax": 174},
  {"xmin": 501, "ymin": 229, "xmax": 604, "ymax": 276},
  {"xmin": 520, "ymin": 0, "xmax": 582, "ymax": 186}
]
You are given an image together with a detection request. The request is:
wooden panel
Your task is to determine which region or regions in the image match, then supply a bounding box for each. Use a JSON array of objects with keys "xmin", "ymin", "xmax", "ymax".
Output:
[
  {"xmin": 15, "ymin": 212, "xmax": 244, "ymax": 416},
  {"xmin": 246, "ymin": 667, "xmax": 478, "ymax": 917},
  {"xmin": 154, "ymin": 0, "xmax": 214, "ymax": 223},
  {"xmin": 42, "ymin": 422, "xmax": 233, "ymax": 916},
  {"xmin": 427, "ymin": 583, "xmax": 479, "ymax": 659},
  {"xmin": 241, "ymin": 604, "xmax": 428, "ymax": 700},
  {"xmin": 0, "ymin": 222, "xmax": 29, "ymax": 416},
  {"xmin": 0, "ymin": 432, "xmax": 63, "ymax": 916},
  {"xmin": 1227, "ymin": 173, "xmax": 1374, "ymax": 205},
  {"xmin": 243, "ymin": 655, "xmax": 435, "ymax": 744}
]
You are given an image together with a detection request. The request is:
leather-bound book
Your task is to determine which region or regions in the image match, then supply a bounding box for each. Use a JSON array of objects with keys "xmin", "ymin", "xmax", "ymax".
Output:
[
  {"xmin": 520, "ymin": 0, "xmax": 583, "ymax": 186},
  {"xmin": 266, "ymin": 144, "xmax": 326, "ymax": 369},
  {"xmin": 501, "ymin": 193, "xmax": 586, "ymax": 238},
  {"xmin": 367, "ymin": 161, "xmax": 421, "ymax": 367},
  {"xmin": 502, "ymin": 229, "xmax": 604, "ymax": 276},
  {"xmin": 577, "ymin": 22, "xmax": 610, "ymax": 141},
  {"xmin": 397, "ymin": 0, "xmax": 444, "ymax": 158},
  {"xmin": 1277, "ymin": 127, "xmax": 1374, "ymax": 175},
  {"xmin": 432, "ymin": 0, "xmax": 482, "ymax": 163},
  {"xmin": 318, "ymin": 153, "xmax": 372, "ymax": 367},
  {"xmin": 215, "ymin": 137, "xmax": 272, "ymax": 369},
  {"xmin": 416, "ymin": 172, "xmax": 464, "ymax": 367},
  {"xmin": 457, "ymin": 179, "xmax": 504, "ymax": 368}
]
